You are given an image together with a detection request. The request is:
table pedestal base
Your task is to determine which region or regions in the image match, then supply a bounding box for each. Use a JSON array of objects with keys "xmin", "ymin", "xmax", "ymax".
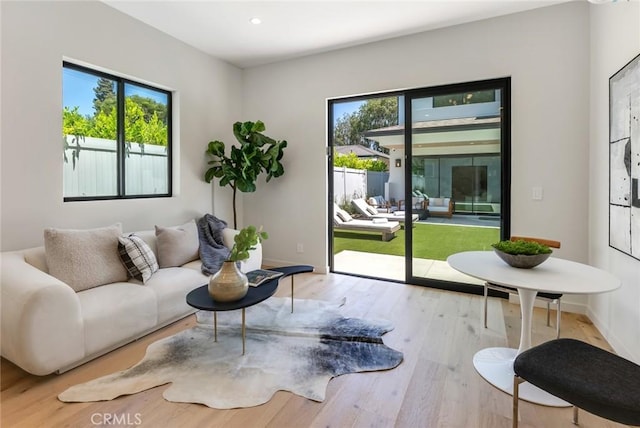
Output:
[{"xmin": 473, "ymin": 347, "xmax": 570, "ymax": 407}]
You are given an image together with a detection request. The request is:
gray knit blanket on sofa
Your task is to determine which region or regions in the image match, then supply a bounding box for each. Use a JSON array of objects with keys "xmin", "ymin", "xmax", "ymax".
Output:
[{"xmin": 196, "ymin": 214, "xmax": 231, "ymax": 276}]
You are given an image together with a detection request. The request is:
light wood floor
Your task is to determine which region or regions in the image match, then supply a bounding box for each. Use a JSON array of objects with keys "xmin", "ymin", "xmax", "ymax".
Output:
[{"xmin": 1, "ymin": 273, "xmax": 631, "ymax": 428}]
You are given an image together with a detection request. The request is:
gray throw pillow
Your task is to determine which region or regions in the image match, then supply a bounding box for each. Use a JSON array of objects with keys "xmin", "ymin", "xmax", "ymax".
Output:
[
  {"xmin": 44, "ymin": 224, "xmax": 129, "ymax": 292},
  {"xmin": 155, "ymin": 220, "xmax": 200, "ymax": 268}
]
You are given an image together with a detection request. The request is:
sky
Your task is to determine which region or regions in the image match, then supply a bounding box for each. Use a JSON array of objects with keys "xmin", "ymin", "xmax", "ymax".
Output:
[
  {"xmin": 332, "ymin": 100, "xmax": 364, "ymax": 126},
  {"xmin": 63, "ymin": 67, "xmax": 167, "ymax": 116}
]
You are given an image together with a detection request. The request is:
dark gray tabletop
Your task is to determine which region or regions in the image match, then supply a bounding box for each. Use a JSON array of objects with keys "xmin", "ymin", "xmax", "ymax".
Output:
[{"xmin": 186, "ymin": 278, "xmax": 279, "ymax": 312}]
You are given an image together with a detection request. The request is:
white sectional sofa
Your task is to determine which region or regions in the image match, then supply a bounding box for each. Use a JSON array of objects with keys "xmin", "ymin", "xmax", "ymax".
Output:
[{"xmin": 0, "ymin": 222, "xmax": 261, "ymax": 375}]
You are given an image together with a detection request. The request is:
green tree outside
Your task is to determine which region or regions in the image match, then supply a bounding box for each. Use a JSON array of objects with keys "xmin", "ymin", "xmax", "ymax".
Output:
[
  {"xmin": 64, "ymin": 81, "xmax": 168, "ymax": 147},
  {"xmin": 334, "ymin": 97, "xmax": 398, "ymax": 153},
  {"xmin": 93, "ymin": 77, "xmax": 116, "ymax": 116},
  {"xmin": 334, "ymin": 151, "xmax": 387, "ymax": 172}
]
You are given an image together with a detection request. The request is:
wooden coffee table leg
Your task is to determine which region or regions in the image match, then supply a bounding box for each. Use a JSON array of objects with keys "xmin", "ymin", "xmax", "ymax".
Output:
[{"xmin": 242, "ymin": 308, "xmax": 246, "ymax": 355}]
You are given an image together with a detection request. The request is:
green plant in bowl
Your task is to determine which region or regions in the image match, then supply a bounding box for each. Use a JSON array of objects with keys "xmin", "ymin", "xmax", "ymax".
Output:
[
  {"xmin": 492, "ymin": 240, "xmax": 552, "ymax": 255},
  {"xmin": 492, "ymin": 239, "xmax": 552, "ymax": 268}
]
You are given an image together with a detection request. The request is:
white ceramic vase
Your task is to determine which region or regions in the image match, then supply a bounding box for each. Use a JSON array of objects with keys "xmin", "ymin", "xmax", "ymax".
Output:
[{"xmin": 208, "ymin": 260, "xmax": 249, "ymax": 302}]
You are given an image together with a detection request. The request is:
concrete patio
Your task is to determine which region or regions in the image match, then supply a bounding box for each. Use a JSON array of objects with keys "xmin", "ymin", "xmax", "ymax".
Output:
[{"xmin": 333, "ymin": 249, "xmax": 485, "ymax": 286}]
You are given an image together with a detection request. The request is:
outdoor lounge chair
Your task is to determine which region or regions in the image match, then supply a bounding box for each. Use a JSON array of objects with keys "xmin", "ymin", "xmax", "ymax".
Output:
[
  {"xmin": 333, "ymin": 204, "xmax": 400, "ymax": 242},
  {"xmin": 351, "ymin": 198, "xmax": 419, "ymax": 226},
  {"xmin": 367, "ymin": 196, "xmax": 395, "ymax": 213}
]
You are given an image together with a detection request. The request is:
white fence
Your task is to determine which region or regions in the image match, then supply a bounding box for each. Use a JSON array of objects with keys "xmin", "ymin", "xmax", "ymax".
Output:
[
  {"xmin": 64, "ymin": 136, "xmax": 169, "ymax": 197},
  {"xmin": 333, "ymin": 167, "xmax": 391, "ymax": 208},
  {"xmin": 333, "ymin": 166, "xmax": 366, "ymax": 206}
]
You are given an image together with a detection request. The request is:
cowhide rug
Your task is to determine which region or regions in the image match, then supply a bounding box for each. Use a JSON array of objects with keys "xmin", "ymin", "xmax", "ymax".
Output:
[{"xmin": 58, "ymin": 297, "xmax": 403, "ymax": 409}]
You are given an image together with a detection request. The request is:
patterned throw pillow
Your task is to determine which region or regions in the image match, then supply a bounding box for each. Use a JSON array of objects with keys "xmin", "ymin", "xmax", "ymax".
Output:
[{"xmin": 118, "ymin": 234, "xmax": 159, "ymax": 283}]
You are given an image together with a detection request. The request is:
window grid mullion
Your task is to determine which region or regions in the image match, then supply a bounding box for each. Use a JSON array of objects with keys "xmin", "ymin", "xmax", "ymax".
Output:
[{"xmin": 117, "ymin": 80, "xmax": 126, "ymax": 197}]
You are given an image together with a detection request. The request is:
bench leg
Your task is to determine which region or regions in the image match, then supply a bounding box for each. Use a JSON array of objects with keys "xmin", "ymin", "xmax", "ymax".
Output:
[
  {"xmin": 382, "ymin": 232, "xmax": 393, "ymax": 241},
  {"xmin": 513, "ymin": 376, "xmax": 525, "ymax": 428}
]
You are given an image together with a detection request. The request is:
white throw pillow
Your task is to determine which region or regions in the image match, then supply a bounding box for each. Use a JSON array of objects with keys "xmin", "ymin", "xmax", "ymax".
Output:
[
  {"xmin": 44, "ymin": 224, "xmax": 128, "ymax": 292},
  {"xmin": 336, "ymin": 209, "xmax": 353, "ymax": 222},
  {"xmin": 154, "ymin": 220, "xmax": 200, "ymax": 268},
  {"xmin": 118, "ymin": 234, "xmax": 159, "ymax": 283}
]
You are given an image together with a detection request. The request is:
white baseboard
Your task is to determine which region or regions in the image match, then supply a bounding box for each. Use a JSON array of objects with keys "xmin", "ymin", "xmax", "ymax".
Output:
[
  {"xmin": 262, "ymin": 257, "xmax": 326, "ymax": 274},
  {"xmin": 587, "ymin": 307, "xmax": 638, "ymax": 362}
]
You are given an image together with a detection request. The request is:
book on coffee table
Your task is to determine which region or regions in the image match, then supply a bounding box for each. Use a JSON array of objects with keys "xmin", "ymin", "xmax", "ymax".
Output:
[{"xmin": 246, "ymin": 269, "xmax": 284, "ymax": 287}]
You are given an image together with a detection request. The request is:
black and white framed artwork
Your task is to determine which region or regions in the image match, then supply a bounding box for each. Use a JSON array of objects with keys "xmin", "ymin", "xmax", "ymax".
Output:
[{"xmin": 609, "ymin": 52, "xmax": 640, "ymax": 261}]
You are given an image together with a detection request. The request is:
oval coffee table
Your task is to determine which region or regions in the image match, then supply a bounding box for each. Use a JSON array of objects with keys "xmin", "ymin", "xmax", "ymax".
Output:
[{"xmin": 186, "ymin": 278, "xmax": 279, "ymax": 355}]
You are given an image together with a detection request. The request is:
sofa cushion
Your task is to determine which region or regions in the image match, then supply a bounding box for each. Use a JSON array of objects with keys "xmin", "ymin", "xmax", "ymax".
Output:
[
  {"xmin": 44, "ymin": 224, "xmax": 128, "ymax": 292},
  {"xmin": 155, "ymin": 220, "xmax": 200, "ymax": 268},
  {"xmin": 144, "ymin": 267, "xmax": 206, "ymax": 324},
  {"xmin": 118, "ymin": 234, "xmax": 159, "ymax": 283},
  {"xmin": 77, "ymin": 282, "xmax": 158, "ymax": 356}
]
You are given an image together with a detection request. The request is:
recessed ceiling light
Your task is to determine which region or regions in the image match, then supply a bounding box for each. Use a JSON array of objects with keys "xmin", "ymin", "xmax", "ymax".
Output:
[{"xmin": 249, "ymin": 17, "xmax": 262, "ymax": 25}]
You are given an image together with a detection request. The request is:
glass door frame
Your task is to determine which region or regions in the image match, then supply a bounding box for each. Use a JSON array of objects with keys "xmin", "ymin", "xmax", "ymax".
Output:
[
  {"xmin": 327, "ymin": 90, "xmax": 406, "ymax": 281},
  {"xmin": 403, "ymin": 77, "xmax": 511, "ymax": 294},
  {"xmin": 327, "ymin": 78, "xmax": 511, "ymax": 294}
]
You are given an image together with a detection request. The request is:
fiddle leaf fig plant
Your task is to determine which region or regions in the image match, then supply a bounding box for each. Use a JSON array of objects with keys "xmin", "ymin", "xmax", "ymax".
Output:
[
  {"xmin": 228, "ymin": 225, "xmax": 268, "ymax": 262},
  {"xmin": 204, "ymin": 120, "xmax": 287, "ymax": 228}
]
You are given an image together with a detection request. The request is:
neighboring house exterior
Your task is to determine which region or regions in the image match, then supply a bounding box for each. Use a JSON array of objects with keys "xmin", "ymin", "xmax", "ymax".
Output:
[{"xmin": 364, "ymin": 91, "xmax": 502, "ymax": 215}]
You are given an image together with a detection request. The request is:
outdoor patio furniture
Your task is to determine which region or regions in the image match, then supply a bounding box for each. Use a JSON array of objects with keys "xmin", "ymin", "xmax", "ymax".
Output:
[
  {"xmin": 333, "ymin": 204, "xmax": 400, "ymax": 242},
  {"xmin": 397, "ymin": 194, "xmax": 427, "ymax": 211},
  {"xmin": 352, "ymin": 198, "xmax": 418, "ymax": 226},
  {"xmin": 425, "ymin": 197, "xmax": 454, "ymax": 218},
  {"xmin": 367, "ymin": 196, "xmax": 396, "ymax": 213},
  {"xmin": 484, "ymin": 236, "xmax": 563, "ymax": 338}
]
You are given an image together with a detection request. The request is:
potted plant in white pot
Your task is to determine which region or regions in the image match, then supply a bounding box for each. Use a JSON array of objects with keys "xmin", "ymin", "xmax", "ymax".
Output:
[{"xmin": 208, "ymin": 225, "xmax": 268, "ymax": 302}]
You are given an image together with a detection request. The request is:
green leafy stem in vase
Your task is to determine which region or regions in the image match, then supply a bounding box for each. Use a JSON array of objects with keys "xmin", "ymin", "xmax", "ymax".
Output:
[
  {"xmin": 492, "ymin": 239, "xmax": 551, "ymax": 255},
  {"xmin": 228, "ymin": 225, "xmax": 268, "ymax": 262}
]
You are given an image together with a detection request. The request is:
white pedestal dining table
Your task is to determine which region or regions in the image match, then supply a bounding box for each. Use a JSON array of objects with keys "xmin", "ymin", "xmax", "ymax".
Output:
[{"xmin": 447, "ymin": 251, "xmax": 621, "ymax": 407}]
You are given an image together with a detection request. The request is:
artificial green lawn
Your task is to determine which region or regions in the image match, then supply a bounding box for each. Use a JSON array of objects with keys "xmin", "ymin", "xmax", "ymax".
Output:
[{"xmin": 333, "ymin": 223, "xmax": 500, "ymax": 261}]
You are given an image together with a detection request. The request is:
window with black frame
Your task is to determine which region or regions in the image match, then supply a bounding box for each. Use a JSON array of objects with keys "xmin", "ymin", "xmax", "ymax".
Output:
[{"xmin": 62, "ymin": 62, "xmax": 172, "ymax": 200}]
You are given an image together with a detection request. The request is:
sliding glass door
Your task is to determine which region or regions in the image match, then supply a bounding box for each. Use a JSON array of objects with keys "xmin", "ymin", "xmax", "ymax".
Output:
[
  {"xmin": 406, "ymin": 79, "xmax": 510, "ymax": 292},
  {"xmin": 329, "ymin": 78, "xmax": 510, "ymax": 293}
]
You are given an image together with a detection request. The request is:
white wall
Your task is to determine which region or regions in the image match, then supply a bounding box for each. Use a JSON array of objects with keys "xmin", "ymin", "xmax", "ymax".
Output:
[
  {"xmin": 588, "ymin": 1, "xmax": 640, "ymax": 363},
  {"xmin": 2, "ymin": 0, "xmax": 636, "ymax": 362},
  {"xmin": 0, "ymin": 1, "xmax": 241, "ymax": 250},
  {"xmin": 242, "ymin": 3, "xmax": 591, "ymax": 299}
]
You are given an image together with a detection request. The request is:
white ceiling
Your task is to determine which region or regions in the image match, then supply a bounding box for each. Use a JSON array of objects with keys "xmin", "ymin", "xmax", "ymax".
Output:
[{"xmin": 103, "ymin": 0, "xmax": 568, "ymax": 69}]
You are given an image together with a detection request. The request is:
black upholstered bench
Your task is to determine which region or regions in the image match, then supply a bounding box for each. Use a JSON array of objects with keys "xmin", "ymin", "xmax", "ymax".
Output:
[
  {"xmin": 512, "ymin": 338, "xmax": 640, "ymax": 427},
  {"xmin": 269, "ymin": 265, "xmax": 314, "ymax": 312}
]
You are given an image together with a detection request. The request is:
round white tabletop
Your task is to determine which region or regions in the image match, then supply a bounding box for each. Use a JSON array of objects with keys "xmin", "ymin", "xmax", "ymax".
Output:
[{"xmin": 447, "ymin": 251, "xmax": 621, "ymax": 406}]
